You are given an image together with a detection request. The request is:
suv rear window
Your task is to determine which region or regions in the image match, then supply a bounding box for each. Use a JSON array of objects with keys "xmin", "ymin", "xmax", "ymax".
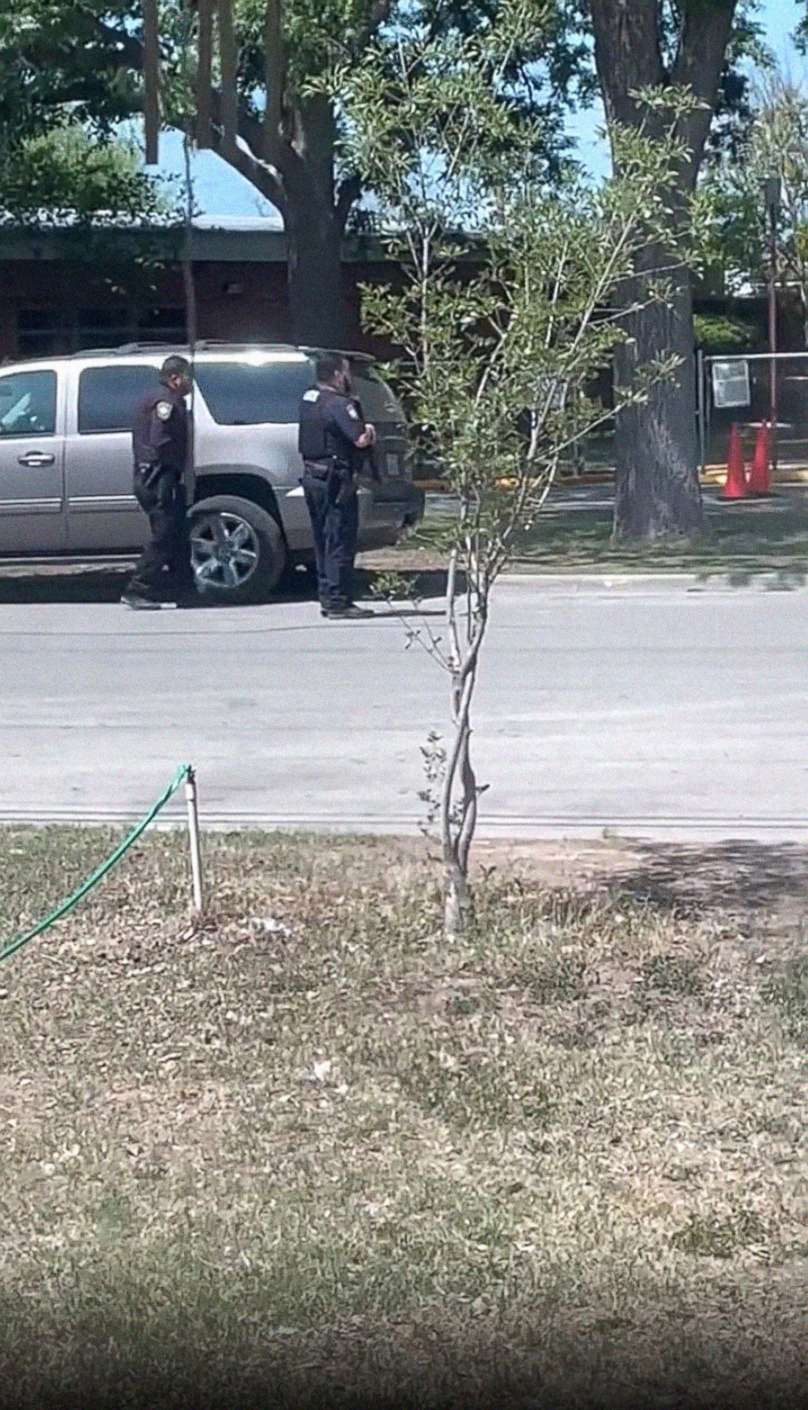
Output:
[
  {"xmin": 349, "ymin": 364, "xmax": 403, "ymax": 424},
  {"xmin": 78, "ymin": 365, "xmax": 159, "ymax": 433},
  {"xmin": 194, "ymin": 360, "xmax": 314, "ymax": 425}
]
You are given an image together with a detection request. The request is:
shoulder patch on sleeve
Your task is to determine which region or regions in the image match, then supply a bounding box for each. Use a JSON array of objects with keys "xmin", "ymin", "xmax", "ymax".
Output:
[
  {"xmin": 155, "ymin": 400, "xmax": 174, "ymax": 421},
  {"xmin": 347, "ymin": 404, "xmax": 359, "ymax": 419},
  {"xmin": 303, "ymin": 389, "xmax": 320, "ymax": 402}
]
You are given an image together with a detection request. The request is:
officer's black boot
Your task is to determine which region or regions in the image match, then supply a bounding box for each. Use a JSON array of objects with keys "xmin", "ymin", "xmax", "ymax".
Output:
[
  {"xmin": 323, "ymin": 604, "xmax": 374, "ymax": 620},
  {"xmin": 169, "ymin": 568, "xmax": 208, "ymax": 609},
  {"xmin": 121, "ymin": 580, "xmax": 162, "ymax": 610}
]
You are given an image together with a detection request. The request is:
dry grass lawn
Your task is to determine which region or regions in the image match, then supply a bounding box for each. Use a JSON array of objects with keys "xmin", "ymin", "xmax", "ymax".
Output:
[{"xmin": 0, "ymin": 828, "xmax": 805, "ymax": 1409}]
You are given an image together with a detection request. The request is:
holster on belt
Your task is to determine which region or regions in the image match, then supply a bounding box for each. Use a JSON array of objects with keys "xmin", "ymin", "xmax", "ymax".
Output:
[
  {"xmin": 302, "ymin": 458, "xmax": 356, "ymax": 505},
  {"xmin": 136, "ymin": 461, "xmax": 165, "ymax": 490},
  {"xmin": 302, "ymin": 459, "xmax": 334, "ymax": 483}
]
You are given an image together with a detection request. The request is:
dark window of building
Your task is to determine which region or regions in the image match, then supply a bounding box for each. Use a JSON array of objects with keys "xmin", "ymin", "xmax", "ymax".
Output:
[
  {"xmin": 17, "ymin": 310, "xmax": 70, "ymax": 359},
  {"xmin": 194, "ymin": 359, "xmax": 314, "ymax": 425},
  {"xmin": 0, "ymin": 369, "xmax": 57, "ymax": 437},
  {"xmin": 75, "ymin": 307, "xmax": 132, "ymax": 351},
  {"xmin": 17, "ymin": 306, "xmax": 186, "ymax": 358},
  {"xmin": 138, "ymin": 306, "xmax": 187, "ymax": 343},
  {"xmin": 78, "ymin": 365, "xmax": 159, "ymax": 434}
]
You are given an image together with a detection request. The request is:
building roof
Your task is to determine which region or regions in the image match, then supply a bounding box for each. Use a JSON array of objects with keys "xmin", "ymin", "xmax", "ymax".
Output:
[{"xmin": 0, "ymin": 216, "xmax": 390, "ymax": 264}]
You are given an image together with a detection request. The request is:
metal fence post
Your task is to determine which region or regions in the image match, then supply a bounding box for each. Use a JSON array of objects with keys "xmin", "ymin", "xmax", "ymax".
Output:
[{"xmin": 696, "ymin": 348, "xmax": 706, "ymax": 475}]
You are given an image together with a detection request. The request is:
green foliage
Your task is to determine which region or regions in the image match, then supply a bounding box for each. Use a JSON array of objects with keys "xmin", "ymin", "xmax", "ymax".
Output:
[
  {"xmin": 0, "ymin": 125, "xmax": 172, "ymax": 227},
  {"xmin": 697, "ymin": 71, "xmax": 808, "ymax": 336},
  {"xmin": 692, "ymin": 311, "xmax": 760, "ymax": 352},
  {"xmin": 0, "ymin": 1, "xmax": 140, "ymax": 140},
  {"xmin": 339, "ymin": 18, "xmax": 696, "ymax": 555},
  {"xmin": 704, "ymin": 0, "xmax": 774, "ymax": 162},
  {"xmin": 0, "ymin": 0, "xmax": 766, "ymax": 220},
  {"xmin": 337, "ymin": 14, "xmax": 699, "ymax": 921},
  {"xmin": 0, "ymin": 110, "xmax": 178, "ymax": 304},
  {"xmin": 0, "ymin": 0, "xmax": 170, "ymax": 231}
]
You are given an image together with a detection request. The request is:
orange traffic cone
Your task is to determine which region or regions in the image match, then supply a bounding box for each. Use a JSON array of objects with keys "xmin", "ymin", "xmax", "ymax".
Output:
[
  {"xmin": 747, "ymin": 421, "xmax": 772, "ymax": 497},
  {"xmin": 721, "ymin": 423, "xmax": 747, "ymax": 500}
]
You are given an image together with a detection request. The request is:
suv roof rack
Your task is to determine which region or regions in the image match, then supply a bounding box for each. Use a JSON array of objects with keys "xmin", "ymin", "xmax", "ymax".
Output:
[
  {"xmin": 300, "ymin": 345, "xmax": 375, "ymax": 364},
  {"xmin": 7, "ymin": 341, "xmax": 378, "ymax": 363},
  {"xmin": 109, "ymin": 340, "xmax": 305, "ymax": 355},
  {"xmin": 62, "ymin": 343, "xmax": 179, "ymax": 358}
]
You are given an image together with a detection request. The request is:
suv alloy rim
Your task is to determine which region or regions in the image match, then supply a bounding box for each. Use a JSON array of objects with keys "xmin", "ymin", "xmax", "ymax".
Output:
[{"xmin": 190, "ymin": 511, "xmax": 260, "ymax": 591}]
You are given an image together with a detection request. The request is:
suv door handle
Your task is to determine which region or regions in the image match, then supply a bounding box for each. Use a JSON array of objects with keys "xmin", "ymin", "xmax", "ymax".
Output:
[{"xmin": 17, "ymin": 452, "xmax": 55, "ymax": 467}]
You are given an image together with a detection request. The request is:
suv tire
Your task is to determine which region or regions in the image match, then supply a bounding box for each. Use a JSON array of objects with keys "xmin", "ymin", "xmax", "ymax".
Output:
[{"xmin": 189, "ymin": 494, "xmax": 287, "ymax": 605}]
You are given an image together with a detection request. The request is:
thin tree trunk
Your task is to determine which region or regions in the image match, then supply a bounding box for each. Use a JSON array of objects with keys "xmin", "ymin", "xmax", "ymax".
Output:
[
  {"xmin": 441, "ymin": 693, "xmax": 478, "ymax": 939},
  {"xmin": 613, "ymin": 251, "xmax": 703, "ymax": 540},
  {"xmin": 439, "ymin": 560, "xmax": 485, "ymax": 940},
  {"xmin": 444, "ymin": 856, "xmax": 473, "ymax": 938}
]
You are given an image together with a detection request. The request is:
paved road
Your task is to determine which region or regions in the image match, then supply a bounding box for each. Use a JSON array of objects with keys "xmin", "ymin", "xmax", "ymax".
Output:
[{"xmin": 1, "ymin": 574, "xmax": 807, "ymax": 841}]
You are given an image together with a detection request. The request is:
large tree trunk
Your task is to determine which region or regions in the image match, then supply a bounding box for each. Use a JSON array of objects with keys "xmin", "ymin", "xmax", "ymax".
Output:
[
  {"xmin": 284, "ymin": 198, "xmax": 346, "ymax": 347},
  {"xmin": 282, "ymin": 94, "xmax": 349, "ymax": 348},
  {"xmin": 589, "ymin": 0, "xmax": 738, "ymax": 542},
  {"xmin": 209, "ymin": 91, "xmax": 351, "ymax": 347},
  {"xmin": 613, "ymin": 253, "xmax": 703, "ymax": 540}
]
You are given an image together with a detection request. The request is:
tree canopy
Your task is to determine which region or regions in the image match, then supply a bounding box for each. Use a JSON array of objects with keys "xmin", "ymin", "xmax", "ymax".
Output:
[
  {"xmin": 0, "ymin": 125, "xmax": 170, "ymax": 227},
  {"xmin": 698, "ymin": 70, "xmax": 808, "ymax": 344}
]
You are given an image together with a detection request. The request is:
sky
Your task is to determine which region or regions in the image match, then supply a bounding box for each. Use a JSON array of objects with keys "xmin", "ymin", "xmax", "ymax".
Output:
[
  {"xmin": 567, "ymin": 0, "xmax": 805, "ymax": 178},
  {"xmin": 150, "ymin": 0, "xmax": 806, "ymax": 221}
]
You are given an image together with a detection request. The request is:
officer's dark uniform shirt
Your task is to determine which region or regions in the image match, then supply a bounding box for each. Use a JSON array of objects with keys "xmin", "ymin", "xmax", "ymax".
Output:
[
  {"xmin": 132, "ymin": 384, "xmax": 188, "ymax": 479},
  {"xmin": 298, "ymin": 387, "xmax": 365, "ymax": 474}
]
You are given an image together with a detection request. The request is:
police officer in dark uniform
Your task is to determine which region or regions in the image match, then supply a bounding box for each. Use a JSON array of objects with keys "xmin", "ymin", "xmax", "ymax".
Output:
[
  {"xmin": 298, "ymin": 353, "xmax": 376, "ymax": 620},
  {"xmin": 121, "ymin": 355, "xmax": 198, "ymax": 611}
]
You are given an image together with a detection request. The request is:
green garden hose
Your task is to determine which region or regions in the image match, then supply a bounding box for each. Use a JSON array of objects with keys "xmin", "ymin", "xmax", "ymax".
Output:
[{"xmin": 0, "ymin": 764, "xmax": 191, "ymax": 964}]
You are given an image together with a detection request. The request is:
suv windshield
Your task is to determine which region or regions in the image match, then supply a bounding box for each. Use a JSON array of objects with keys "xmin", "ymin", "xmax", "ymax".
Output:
[{"xmin": 194, "ymin": 359, "xmax": 314, "ymax": 425}]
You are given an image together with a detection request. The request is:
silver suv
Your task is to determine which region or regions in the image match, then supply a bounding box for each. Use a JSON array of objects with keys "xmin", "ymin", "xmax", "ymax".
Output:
[{"xmin": 0, "ymin": 341, "xmax": 424, "ymax": 603}]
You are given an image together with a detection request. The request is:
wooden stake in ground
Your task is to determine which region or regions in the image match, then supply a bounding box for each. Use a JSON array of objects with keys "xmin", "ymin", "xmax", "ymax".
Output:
[{"xmin": 185, "ymin": 768, "xmax": 205, "ymax": 913}]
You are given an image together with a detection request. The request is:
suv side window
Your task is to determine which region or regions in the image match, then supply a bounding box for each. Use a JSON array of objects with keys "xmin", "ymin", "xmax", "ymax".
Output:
[
  {"xmin": 0, "ymin": 370, "xmax": 57, "ymax": 439},
  {"xmin": 78, "ymin": 365, "xmax": 159, "ymax": 434}
]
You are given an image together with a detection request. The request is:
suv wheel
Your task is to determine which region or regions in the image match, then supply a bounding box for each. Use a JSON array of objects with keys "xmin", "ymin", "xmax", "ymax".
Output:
[{"xmin": 189, "ymin": 495, "xmax": 287, "ymax": 604}]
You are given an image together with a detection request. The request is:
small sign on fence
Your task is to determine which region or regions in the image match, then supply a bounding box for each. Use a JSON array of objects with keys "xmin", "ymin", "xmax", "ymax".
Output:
[{"xmin": 711, "ymin": 359, "xmax": 751, "ymax": 410}]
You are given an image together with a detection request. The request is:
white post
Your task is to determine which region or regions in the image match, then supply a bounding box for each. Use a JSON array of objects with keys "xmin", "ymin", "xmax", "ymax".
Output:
[{"xmin": 185, "ymin": 767, "xmax": 204, "ymax": 914}]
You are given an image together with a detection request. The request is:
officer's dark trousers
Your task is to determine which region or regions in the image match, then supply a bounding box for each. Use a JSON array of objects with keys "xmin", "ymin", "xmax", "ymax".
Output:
[
  {"xmin": 302, "ymin": 473, "xmax": 358, "ymax": 610},
  {"xmin": 129, "ymin": 471, "xmax": 195, "ymax": 597}
]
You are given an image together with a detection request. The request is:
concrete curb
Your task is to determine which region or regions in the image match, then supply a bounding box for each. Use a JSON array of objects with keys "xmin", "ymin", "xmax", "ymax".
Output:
[{"xmin": 496, "ymin": 569, "xmax": 808, "ymax": 590}]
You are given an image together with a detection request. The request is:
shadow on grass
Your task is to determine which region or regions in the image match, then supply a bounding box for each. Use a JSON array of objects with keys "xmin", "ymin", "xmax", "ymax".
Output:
[
  {"xmin": 385, "ymin": 487, "xmax": 808, "ymax": 586},
  {"xmin": 502, "ymin": 492, "xmax": 808, "ymax": 585},
  {"xmin": 4, "ymin": 491, "xmax": 808, "ymax": 603},
  {"xmin": 609, "ymin": 839, "xmax": 808, "ymax": 932},
  {"xmin": 356, "ymin": 566, "xmax": 458, "ymax": 605}
]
